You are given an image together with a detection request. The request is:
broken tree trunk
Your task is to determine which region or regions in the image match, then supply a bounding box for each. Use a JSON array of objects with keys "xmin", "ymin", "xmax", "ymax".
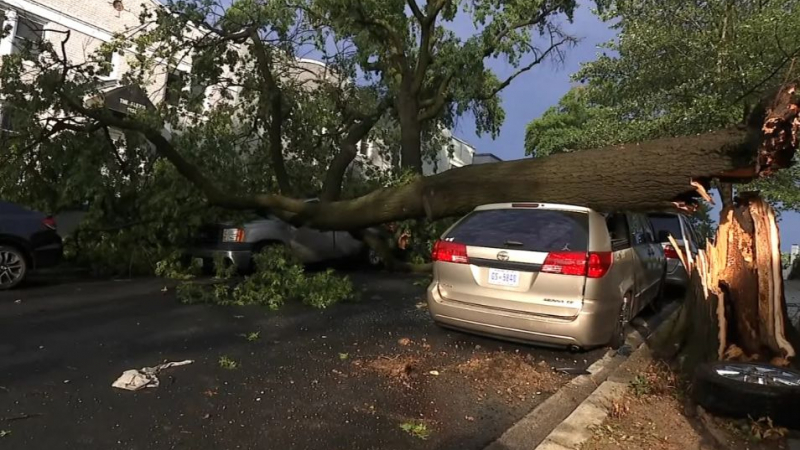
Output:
[{"xmin": 675, "ymin": 193, "xmax": 800, "ymax": 370}]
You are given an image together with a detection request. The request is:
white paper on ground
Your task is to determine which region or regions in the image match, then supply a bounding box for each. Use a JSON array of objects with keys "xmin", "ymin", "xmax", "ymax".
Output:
[{"xmin": 112, "ymin": 360, "xmax": 194, "ymax": 391}]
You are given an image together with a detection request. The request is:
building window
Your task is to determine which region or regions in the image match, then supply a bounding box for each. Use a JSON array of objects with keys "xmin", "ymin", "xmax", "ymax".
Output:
[
  {"xmin": 189, "ymin": 77, "xmax": 206, "ymax": 101},
  {"xmin": 165, "ymin": 69, "xmax": 184, "ymax": 106},
  {"xmin": 12, "ymin": 14, "xmax": 45, "ymax": 57},
  {"xmin": 0, "ymin": 109, "xmax": 13, "ymax": 132},
  {"xmin": 96, "ymin": 52, "xmax": 116, "ymax": 78},
  {"xmin": 164, "ymin": 68, "xmax": 206, "ymax": 106}
]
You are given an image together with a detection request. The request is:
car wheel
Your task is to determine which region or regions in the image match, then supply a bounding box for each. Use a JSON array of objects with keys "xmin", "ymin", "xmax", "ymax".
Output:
[
  {"xmin": 367, "ymin": 248, "xmax": 383, "ymax": 267},
  {"xmin": 692, "ymin": 362, "xmax": 800, "ymax": 426},
  {"xmin": 609, "ymin": 294, "xmax": 630, "ymax": 349},
  {"xmin": 0, "ymin": 245, "xmax": 28, "ymax": 291}
]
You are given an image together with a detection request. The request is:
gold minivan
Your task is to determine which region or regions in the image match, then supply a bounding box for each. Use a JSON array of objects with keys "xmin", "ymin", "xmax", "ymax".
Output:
[{"xmin": 426, "ymin": 202, "xmax": 666, "ymax": 350}]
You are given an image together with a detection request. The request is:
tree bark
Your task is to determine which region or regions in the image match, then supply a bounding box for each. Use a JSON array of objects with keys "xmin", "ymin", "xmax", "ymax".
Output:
[{"xmin": 397, "ymin": 93, "xmax": 423, "ymax": 173}]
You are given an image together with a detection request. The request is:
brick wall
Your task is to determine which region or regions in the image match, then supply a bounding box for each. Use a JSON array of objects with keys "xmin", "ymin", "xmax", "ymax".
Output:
[{"xmin": 35, "ymin": 0, "xmax": 154, "ymax": 34}]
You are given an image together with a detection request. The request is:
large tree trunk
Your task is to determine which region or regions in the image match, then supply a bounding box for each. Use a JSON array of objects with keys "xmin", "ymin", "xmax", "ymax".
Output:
[
  {"xmin": 78, "ymin": 85, "xmax": 800, "ymax": 233},
  {"xmin": 397, "ymin": 93, "xmax": 424, "ymax": 174},
  {"xmin": 674, "ymin": 193, "xmax": 799, "ymax": 370}
]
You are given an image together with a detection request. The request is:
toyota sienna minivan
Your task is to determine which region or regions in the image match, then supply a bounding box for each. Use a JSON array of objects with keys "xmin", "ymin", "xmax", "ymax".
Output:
[{"xmin": 426, "ymin": 202, "xmax": 666, "ymax": 350}]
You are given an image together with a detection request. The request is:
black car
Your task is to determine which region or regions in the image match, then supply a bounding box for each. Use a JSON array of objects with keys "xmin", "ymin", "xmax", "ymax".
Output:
[{"xmin": 0, "ymin": 201, "xmax": 63, "ymax": 290}]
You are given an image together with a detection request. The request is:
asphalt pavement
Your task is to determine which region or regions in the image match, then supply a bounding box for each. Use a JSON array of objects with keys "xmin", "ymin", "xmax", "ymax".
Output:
[{"xmin": 0, "ymin": 271, "xmax": 608, "ymax": 450}]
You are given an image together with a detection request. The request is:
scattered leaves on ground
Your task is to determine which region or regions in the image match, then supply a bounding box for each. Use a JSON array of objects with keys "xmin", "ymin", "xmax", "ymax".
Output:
[
  {"xmin": 338, "ymin": 353, "xmax": 349, "ymax": 360},
  {"xmin": 748, "ymin": 416, "xmax": 787, "ymax": 441},
  {"xmin": 239, "ymin": 331, "xmax": 260, "ymax": 342},
  {"xmin": 400, "ymin": 421, "xmax": 431, "ymax": 440},
  {"xmin": 366, "ymin": 356, "xmax": 419, "ymax": 381},
  {"xmin": 583, "ymin": 362, "xmax": 788, "ymax": 450},
  {"xmin": 218, "ymin": 356, "xmax": 238, "ymax": 370},
  {"xmin": 0, "ymin": 430, "xmax": 10, "ymax": 438},
  {"xmin": 454, "ymin": 352, "xmax": 566, "ymax": 402}
]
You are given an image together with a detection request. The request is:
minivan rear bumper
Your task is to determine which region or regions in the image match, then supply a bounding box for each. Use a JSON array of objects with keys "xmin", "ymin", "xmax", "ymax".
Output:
[{"xmin": 426, "ymin": 282, "xmax": 619, "ymax": 349}]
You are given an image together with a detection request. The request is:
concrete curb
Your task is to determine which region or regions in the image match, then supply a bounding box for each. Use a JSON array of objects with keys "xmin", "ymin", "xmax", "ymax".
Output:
[
  {"xmin": 533, "ymin": 303, "xmax": 682, "ymax": 450},
  {"xmin": 484, "ymin": 302, "xmax": 681, "ymax": 450}
]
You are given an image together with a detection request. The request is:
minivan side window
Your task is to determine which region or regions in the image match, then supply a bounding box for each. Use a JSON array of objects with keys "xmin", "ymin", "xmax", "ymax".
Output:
[
  {"xmin": 640, "ymin": 215, "xmax": 656, "ymax": 243},
  {"xmin": 627, "ymin": 214, "xmax": 646, "ymax": 245},
  {"xmin": 605, "ymin": 213, "xmax": 631, "ymax": 251}
]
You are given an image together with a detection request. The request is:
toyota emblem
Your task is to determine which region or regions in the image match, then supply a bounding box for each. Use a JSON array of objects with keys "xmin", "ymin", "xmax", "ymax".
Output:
[{"xmin": 497, "ymin": 251, "xmax": 510, "ymax": 261}]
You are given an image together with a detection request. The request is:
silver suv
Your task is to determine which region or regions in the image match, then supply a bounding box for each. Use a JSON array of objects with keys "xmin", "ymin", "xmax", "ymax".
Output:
[
  {"xmin": 187, "ymin": 201, "xmax": 370, "ymax": 270},
  {"xmin": 426, "ymin": 202, "xmax": 666, "ymax": 350},
  {"xmin": 647, "ymin": 213, "xmax": 700, "ymax": 289}
]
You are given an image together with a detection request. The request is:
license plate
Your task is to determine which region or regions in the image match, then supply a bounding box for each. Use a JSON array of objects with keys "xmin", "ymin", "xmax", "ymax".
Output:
[{"xmin": 488, "ymin": 269, "xmax": 520, "ymax": 287}]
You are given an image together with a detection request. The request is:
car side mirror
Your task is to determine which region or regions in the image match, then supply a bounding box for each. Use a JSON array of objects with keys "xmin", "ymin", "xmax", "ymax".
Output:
[{"xmin": 658, "ymin": 230, "xmax": 671, "ymax": 242}]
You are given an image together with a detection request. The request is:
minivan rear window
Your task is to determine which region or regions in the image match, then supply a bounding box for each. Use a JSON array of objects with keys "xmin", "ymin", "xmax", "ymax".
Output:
[
  {"xmin": 648, "ymin": 214, "xmax": 683, "ymax": 242},
  {"xmin": 446, "ymin": 209, "xmax": 589, "ymax": 252}
]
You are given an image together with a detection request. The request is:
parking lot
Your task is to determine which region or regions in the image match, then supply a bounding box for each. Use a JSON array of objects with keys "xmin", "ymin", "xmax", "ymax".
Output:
[{"xmin": 0, "ymin": 272, "xmax": 618, "ymax": 450}]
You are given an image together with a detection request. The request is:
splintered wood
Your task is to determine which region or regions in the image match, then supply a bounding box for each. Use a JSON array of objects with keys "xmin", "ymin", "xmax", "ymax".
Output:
[{"xmin": 674, "ymin": 194, "xmax": 796, "ymax": 366}]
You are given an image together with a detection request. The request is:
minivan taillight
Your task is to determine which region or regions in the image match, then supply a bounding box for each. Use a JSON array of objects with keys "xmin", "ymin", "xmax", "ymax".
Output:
[
  {"xmin": 542, "ymin": 251, "xmax": 612, "ymax": 278},
  {"xmin": 431, "ymin": 240, "xmax": 468, "ymax": 264},
  {"xmin": 664, "ymin": 244, "xmax": 679, "ymax": 259},
  {"xmin": 42, "ymin": 216, "xmax": 56, "ymax": 230},
  {"xmin": 587, "ymin": 252, "xmax": 613, "ymax": 278}
]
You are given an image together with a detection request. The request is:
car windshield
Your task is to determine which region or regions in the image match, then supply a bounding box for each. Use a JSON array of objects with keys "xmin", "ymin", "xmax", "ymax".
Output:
[
  {"xmin": 445, "ymin": 208, "xmax": 589, "ymax": 252},
  {"xmin": 648, "ymin": 214, "xmax": 684, "ymax": 242}
]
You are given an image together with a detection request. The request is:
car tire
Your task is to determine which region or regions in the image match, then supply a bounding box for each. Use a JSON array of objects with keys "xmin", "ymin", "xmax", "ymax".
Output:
[
  {"xmin": 609, "ymin": 294, "xmax": 630, "ymax": 349},
  {"xmin": 366, "ymin": 248, "xmax": 383, "ymax": 267},
  {"xmin": 0, "ymin": 245, "xmax": 28, "ymax": 291},
  {"xmin": 692, "ymin": 362, "xmax": 800, "ymax": 426}
]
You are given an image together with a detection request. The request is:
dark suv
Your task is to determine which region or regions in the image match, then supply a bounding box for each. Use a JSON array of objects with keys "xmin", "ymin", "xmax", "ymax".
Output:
[{"xmin": 0, "ymin": 201, "xmax": 63, "ymax": 290}]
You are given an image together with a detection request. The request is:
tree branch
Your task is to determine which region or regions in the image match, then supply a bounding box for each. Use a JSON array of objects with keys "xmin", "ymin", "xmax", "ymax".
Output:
[
  {"xmin": 481, "ymin": 4, "xmax": 561, "ymax": 58},
  {"xmin": 482, "ymin": 38, "xmax": 569, "ymax": 99},
  {"xmin": 417, "ymin": 73, "xmax": 453, "ymax": 121},
  {"xmin": 352, "ymin": 5, "xmax": 407, "ymax": 69},
  {"xmin": 321, "ymin": 98, "xmax": 391, "ymax": 201},
  {"xmin": 250, "ymin": 32, "xmax": 293, "ymax": 195},
  {"xmin": 407, "ymin": 0, "xmax": 425, "ymax": 22},
  {"xmin": 410, "ymin": 0, "xmax": 448, "ymax": 95},
  {"xmin": 59, "ymin": 92, "xmax": 305, "ymax": 217}
]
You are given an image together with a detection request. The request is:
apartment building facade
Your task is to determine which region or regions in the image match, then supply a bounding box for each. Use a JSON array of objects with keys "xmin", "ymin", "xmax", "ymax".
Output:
[{"xmin": 1, "ymin": 0, "xmax": 171, "ymax": 105}]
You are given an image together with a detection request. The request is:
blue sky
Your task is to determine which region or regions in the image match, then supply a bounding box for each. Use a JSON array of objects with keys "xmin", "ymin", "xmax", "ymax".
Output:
[{"xmin": 444, "ymin": 2, "xmax": 800, "ymax": 251}]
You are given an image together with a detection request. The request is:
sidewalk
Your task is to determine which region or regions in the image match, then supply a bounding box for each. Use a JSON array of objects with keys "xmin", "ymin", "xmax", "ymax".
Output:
[
  {"xmin": 579, "ymin": 361, "xmax": 792, "ymax": 450},
  {"xmin": 532, "ymin": 301, "xmax": 800, "ymax": 450}
]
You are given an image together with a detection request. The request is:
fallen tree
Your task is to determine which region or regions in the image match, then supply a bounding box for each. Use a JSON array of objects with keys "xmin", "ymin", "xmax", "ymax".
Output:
[
  {"xmin": 3, "ymin": 0, "xmax": 800, "ymax": 370},
  {"xmin": 83, "ymin": 85, "xmax": 799, "ymax": 232}
]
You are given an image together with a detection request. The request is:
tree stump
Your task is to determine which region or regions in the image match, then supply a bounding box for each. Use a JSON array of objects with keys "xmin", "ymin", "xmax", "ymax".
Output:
[{"xmin": 676, "ymin": 193, "xmax": 798, "ymax": 371}]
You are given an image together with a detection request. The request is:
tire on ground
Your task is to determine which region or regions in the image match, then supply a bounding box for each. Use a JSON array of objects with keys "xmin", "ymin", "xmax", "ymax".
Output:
[{"xmin": 692, "ymin": 362, "xmax": 800, "ymax": 426}]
